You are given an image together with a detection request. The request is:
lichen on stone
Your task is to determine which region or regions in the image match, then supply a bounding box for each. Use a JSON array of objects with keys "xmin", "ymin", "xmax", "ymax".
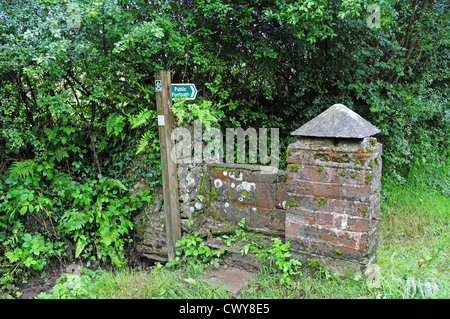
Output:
[
  {"xmin": 314, "ymin": 197, "xmax": 326, "ymax": 207},
  {"xmin": 365, "ymin": 172, "xmax": 372, "ymax": 184}
]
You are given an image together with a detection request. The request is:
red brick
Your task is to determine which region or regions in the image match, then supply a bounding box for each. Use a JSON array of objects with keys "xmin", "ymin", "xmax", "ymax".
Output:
[
  {"xmin": 308, "ymin": 241, "xmax": 365, "ymax": 257},
  {"xmin": 289, "ymin": 165, "xmax": 332, "ymax": 183},
  {"xmin": 346, "ymin": 216, "xmax": 370, "ymax": 232},
  {"xmin": 247, "ymin": 207, "xmax": 285, "ymax": 234},
  {"xmin": 328, "ymin": 198, "xmax": 374, "ymax": 217},
  {"xmin": 287, "ymin": 208, "xmax": 370, "ymax": 233},
  {"xmin": 276, "ymin": 183, "xmax": 287, "ymax": 206}
]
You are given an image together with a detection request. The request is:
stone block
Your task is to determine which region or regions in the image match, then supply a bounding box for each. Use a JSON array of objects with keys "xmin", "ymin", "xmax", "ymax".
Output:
[
  {"xmin": 211, "ymin": 201, "xmax": 285, "ymax": 235},
  {"xmin": 213, "ymin": 201, "xmax": 249, "ymax": 225}
]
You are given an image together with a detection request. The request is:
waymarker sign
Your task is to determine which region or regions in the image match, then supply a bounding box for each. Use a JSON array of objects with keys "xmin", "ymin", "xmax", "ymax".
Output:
[{"xmin": 171, "ymin": 83, "xmax": 197, "ymax": 100}]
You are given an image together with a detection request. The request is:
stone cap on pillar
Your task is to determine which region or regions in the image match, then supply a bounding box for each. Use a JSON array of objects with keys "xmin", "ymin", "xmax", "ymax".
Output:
[{"xmin": 291, "ymin": 104, "xmax": 380, "ymax": 138}]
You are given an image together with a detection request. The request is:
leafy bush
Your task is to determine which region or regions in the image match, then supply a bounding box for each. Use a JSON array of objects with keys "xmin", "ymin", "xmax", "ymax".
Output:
[
  {"xmin": 0, "ymin": 159, "xmax": 151, "ymax": 288},
  {"xmin": 37, "ymin": 267, "xmax": 104, "ymax": 299}
]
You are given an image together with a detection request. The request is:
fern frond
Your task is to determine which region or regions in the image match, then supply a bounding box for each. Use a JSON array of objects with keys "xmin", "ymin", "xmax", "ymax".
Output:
[
  {"xmin": 96, "ymin": 138, "xmax": 109, "ymax": 154},
  {"xmin": 8, "ymin": 160, "xmax": 36, "ymax": 179},
  {"xmin": 105, "ymin": 177, "xmax": 128, "ymax": 191},
  {"xmin": 54, "ymin": 147, "xmax": 69, "ymax": 162},
  {"xmin": 136, "ymin": 130, "xmax": 153, "ymax": 154},
  {"xmin": 106, "ymin": 113, "xmax": 126, "ymax": 136},
  {"xmin": 93, "ymin": 131, "xmax": 108, "ymax": 154},
  {"xmin": 130, "ymin": 109, "xmax": 153, "ymax": 129}
]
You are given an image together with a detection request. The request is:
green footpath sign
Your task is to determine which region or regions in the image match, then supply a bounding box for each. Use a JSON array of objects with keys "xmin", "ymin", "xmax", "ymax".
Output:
[{"xmin": 171, "ymin": 83, "xmax": 197, "ymax": 100}]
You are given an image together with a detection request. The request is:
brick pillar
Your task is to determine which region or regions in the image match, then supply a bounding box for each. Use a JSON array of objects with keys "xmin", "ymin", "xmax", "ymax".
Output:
[{"xmin": 285, "ymin": 104, "xmax": 382, "ymax": 276}]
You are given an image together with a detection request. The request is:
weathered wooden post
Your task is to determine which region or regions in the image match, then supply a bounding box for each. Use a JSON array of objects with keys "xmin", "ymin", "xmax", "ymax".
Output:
[
  {"xmin": 155, "ymin": 70, "xmax": 180, "ymax": 260},
  {"xmin": 285, "ymin": 104, "xmax": 382, "ymax": 276}
]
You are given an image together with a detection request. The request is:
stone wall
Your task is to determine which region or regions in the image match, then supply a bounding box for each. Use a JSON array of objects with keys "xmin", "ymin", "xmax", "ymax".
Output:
[
  {"xmin": 134, "ymin": 162, "xmax": 210, "ymax": 263},
  {"xmin": 133, "ymin": 184, "xmax": 167, "ymax": 263},
  {"xmin": 134, "ymin": 137, "xmax": 382, "ymax": 275},
  {"xmin": 208, "ymin": 163, "xmax": 287, "ymax": 237},
  {"xmin": 177, "ymin": 163, "xmax": 210, "ymax": 221},
  {"xmin": 134, "ymin": 104, "xmax": 383, "ymax": 276}
]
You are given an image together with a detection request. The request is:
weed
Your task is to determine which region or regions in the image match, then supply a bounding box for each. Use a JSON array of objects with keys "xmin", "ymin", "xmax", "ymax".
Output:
[{"xmin": 166, "ymin": 232, "xmax": 228, "ymax": 270}]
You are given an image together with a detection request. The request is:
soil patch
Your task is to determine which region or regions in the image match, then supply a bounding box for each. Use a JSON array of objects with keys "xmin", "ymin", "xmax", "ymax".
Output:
[
  {"xmin": 205, "ymin": 266, "xmax": 256, "ymax": 296},
  {"xmin": 8, "ymin": 262, "xmax": 68, "ymax": 299}
]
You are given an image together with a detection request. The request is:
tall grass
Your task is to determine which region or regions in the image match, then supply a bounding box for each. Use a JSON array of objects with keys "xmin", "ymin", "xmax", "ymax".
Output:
[{"xmin": 375, "ymin": 157, "xmax": 449, "ymax": 299}]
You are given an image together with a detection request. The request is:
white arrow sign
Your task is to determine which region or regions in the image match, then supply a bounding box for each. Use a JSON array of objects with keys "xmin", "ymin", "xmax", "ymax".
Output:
[{"xmin": 171, "ymin": 84, "xmax": 197, "ymax": 100}]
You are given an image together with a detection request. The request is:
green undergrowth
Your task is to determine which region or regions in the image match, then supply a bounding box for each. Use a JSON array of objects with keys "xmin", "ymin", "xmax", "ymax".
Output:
[
  {"xmin": 12, "ymin": 159, "xmax": 450, "ymax": 299},
  {"xmin": 37, "ymin": 173, "xmax": 449, "ymax": 299}
]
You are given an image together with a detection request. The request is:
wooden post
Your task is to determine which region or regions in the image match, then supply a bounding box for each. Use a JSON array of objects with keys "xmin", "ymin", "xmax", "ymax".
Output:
[{"xmin": 155, "ymin": 70, "xmax": 180, "ymax": 260}]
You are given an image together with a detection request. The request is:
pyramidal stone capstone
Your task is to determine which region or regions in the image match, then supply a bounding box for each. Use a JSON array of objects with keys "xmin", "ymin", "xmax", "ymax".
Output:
[{"xmin": 291, "ymin": 104, "xmax": 380, "ymax": 138}]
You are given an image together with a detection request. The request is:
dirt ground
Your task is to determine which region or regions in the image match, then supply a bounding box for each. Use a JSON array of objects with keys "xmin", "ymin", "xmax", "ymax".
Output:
[
  {"xmin": 205, "ymin": 266, "xmax": 256, "ymax": 296},
  {"xmin": 8, "ymin": 260, "xmax": 256, "ymax": 299},
  {"xmin": 11, "ymin": 263, "xmax": 68, "ymax": 299}
]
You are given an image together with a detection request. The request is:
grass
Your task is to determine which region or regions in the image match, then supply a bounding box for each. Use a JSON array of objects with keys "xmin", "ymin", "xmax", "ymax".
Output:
[
  {"xmin": 39, "ymin": 162, "xmax": 449, "ymax": 299},
  {"xmin": 374, "ymin": 171, "xmax": 449, "ymax": 299},
  {"xmin": 83, "ymin": 265, "xmax": 233, "ymax": 299}
]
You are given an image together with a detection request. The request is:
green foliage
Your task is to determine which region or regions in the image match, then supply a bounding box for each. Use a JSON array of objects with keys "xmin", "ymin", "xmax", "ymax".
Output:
[
  {"xmin": 106, "ymin": 113, "xmax": 126, "ymax": 138},
  {"xmin": 54, "ymin": 174, "xmax": 138, "ymax": 266},
  {"xmin": 264, "ymin": 0, "xmax": 337, "ymax": 43},
  {"xmin": 4, "ymin": 233, "xmax": 55, "ymax": 271},
  {"xmin": 306, "ymin": 259, "xmax": 333, "ymax": 281},
  {"xmin": 377, "ymin": 179, "xmax": 449, "ymax": 299},
  {"xmin": 37, "ymin": 267, "xmax": 104, "ymax": 299},
  {"xmin": 170, "ymin": 218, "xmax": 301, "ymax": 287},
  {"xmin": 0, "ymin": 0, "xmax": 448, "ymax": 297},
  {"xmin": 217, "ymin": 217, "xmax": 248, "ymax": 247},
  {"xmin": 172, "ymin": 98, "xmax": 224, "ymax": 129},
  {"xmin": 8, "ymin": 160, "xmax": 37, "ymax": 179},
  {"xmin": 1, "ymin": 0, "xmax": 447, "ymax": 181},
  {"xmin": 167, "ymin": 232, "xmax": 228, "ymax": 270},
  {"xmin": 0, "ymin": 161, "xmax": 151, "ymax": 288},
  {"xmin": 219, "ymin": 218, "xmax": 302, "ymax": 287},
  {"xmin": 130, "ymin": 109, "xmax": 155, "ymax": 131},
  {"xmin": 252, "ymin": 238, "xmax": 302, "ymax": 287}
]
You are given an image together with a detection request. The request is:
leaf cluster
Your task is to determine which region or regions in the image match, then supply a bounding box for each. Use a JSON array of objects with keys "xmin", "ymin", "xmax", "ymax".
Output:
[{"xmin": 167, "ymin": 232, "xmax": 227, "ymax": 270}]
